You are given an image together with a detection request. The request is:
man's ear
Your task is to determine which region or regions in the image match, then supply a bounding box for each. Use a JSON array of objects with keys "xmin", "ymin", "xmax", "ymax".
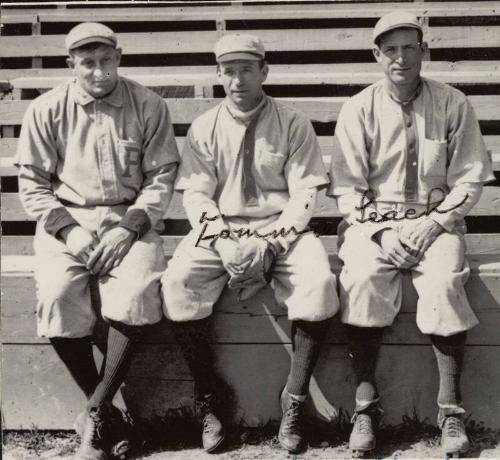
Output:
[
  {"xmin": 261, "ymin": 63, "xmax": 269, "ymax": 82},
  {"xmin": 420, "ymin": 41, "xmax": 429, "ymax": 54},
  {"xmin": 372, "ymin": 47, "xmax": 382, "ymax": 63},
  {"xmin": 115, "ymin": 47, "xmax": 122, "ymax": 65},
  {"xmin": 66, "ymin": 56, "xmax": 75, "ymax": 70}
]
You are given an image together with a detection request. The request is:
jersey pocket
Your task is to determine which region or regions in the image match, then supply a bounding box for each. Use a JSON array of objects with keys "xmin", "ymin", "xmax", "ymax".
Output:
[
  {"xmin": 255, "ymin": 149, "xmax": 287, "ymax": 177},
  {"xmin": 117, "ymin": 139, "xmax": 141, "ymax": 178},
  {"xmin": 422, "ymin": 139, "xmax": 447, "ymax": 178}
]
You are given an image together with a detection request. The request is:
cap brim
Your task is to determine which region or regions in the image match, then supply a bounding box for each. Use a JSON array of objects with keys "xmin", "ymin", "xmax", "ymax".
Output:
[
  {"xmin": 217, "ymin": 52, "xmax": 262, "ymax": 63},
  {"xmin": 373, "ymin": 23, "xmax": 422, "ymax": 44},
  {"xmin": 68, "ymin": 36, "xmax": 116, "ymax": 51}
]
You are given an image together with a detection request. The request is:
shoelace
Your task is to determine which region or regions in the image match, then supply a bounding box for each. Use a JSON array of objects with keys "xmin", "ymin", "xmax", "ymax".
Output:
[
  {"xmin": 444, "ymin": 417, "xmax": 464, "ymax": 438},
  {"xmin": 283, "ymin": 400, "xmax": 302, "ymax": 433},
  {"xmin": 354, "ymin": 414, "xmax": 373, "ymax": 435},
  {"xmin": 84, "ymin": 411, "xmax": 105, "ymax": 447}
]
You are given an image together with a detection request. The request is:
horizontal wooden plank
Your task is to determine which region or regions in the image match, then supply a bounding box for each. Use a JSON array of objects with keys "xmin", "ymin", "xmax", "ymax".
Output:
[
  {"xmin": 3, "ymin": 233, "xmax": 500, "ymax": 257},
  {"xmin": 2, "ymin": 272, "xmax": 499, "ymax": 345},
  {"xmin": 2, "ymin": 185, "xmax": 500, "ymax": 223},
  {"xmin": 1, "ymin": 96, "xmax": 499, "ymax": 128},
  {"xmin": 2, "ymin": 2, "xmax": 499, "ymax": 24},
  {"xmin": 3, "ymin": 61, "xmax": 499, "ymax": 84},
  {"xmin": 0, "ymin": 97, "xmax": 345, "ymax": 125},
  {"xmin": 2, "ymin": 138, "xmax": 500, "ymax": 175},
  {"xmin": 4, "ymin": 62, "xmax": 500, "ymax": 90},
  {"xmin": 3, "ymin": 344, "xmax": 500, "ymax": 429},
  {"xmin": 2, "ymin": 26, "xmax": 499, "ymax": 58}
]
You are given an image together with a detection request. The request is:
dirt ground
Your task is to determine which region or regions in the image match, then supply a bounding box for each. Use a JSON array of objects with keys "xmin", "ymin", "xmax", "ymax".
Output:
[{"xmin": 4, "ymin": 421, "xmax": 500, "ymax": 460}]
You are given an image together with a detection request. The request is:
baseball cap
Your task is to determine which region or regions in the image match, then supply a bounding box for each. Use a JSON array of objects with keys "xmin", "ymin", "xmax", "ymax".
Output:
[
  {"xmin": 215, "ymin": 33, "xmax": 265, "ymax": 63},
  {"xmin": 373, "ymin": 11, "xmax": 423, "ymax": 45},
  {"xmin": 66, "ymin": 22, "xmax": 117, "ymax": 51}
]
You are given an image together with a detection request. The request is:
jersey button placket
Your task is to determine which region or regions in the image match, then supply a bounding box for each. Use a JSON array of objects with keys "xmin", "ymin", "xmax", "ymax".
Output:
[{"xmin": 403, "ymin": 104, "xmax": 418, "ymax": 202}]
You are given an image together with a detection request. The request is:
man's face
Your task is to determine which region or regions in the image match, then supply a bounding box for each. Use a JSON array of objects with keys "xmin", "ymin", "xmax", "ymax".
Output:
[
  {"xmin": 373, "ymin": 28, "xmax": 427, "ymax": 88},
  {"xmin": 217, "ymin": 59, "xmax": 268, "ymax": 112},
  {"xmin": 67, "ymin": 45, "xmax": 121, "ymax": 98}
]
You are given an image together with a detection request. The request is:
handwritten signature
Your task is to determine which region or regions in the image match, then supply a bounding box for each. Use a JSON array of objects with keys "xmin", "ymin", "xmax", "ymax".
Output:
[
  {"xmin": 194, "ymin": 212, "xmax": 314, "ymax": 247},
  {"xmin": 355, "ymin": 187, "xmax": 469, "ymax": 223}
]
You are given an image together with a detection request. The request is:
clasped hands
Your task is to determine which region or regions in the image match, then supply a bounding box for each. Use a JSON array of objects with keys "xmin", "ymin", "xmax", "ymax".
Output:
[
  {"xmin": 374, "ymin": 216, "xmax": 443, "ymax": 269},
  {"xmin": 59, "ymin": 225, "xmax": 136, "ymax": 275},
  {"xmin": 215, "ymin": 237, "xmax": 277, "ymax": 300}
]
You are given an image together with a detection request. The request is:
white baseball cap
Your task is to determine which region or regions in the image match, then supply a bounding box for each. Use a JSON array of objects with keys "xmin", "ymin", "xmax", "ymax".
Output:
[
  {"xmin": 66, "ymin": 22, "xmax": 117, "ymax": 51},
  {"xmin": 215, "ymin": 33, "xmax": 265, "ymax": 63},
  {"xmin": 373, "ymin": 11, "xmax": 423, "ymax": 45}
]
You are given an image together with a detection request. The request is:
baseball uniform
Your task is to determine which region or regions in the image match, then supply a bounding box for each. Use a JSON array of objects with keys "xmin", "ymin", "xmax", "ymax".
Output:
[
  {"xmin": 329, "ymin": 77, "xmax": 494, "ymax": 336},
  {"xmin": 162, "ymin": 94, "xmax": 339, "ymax": 322},
  {"xmin": 16, "ymin": 76, "xmax": 179, "ymax": 338}
]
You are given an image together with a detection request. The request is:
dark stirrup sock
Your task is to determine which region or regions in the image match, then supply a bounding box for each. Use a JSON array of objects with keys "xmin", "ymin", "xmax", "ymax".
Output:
[
  {"xmin": 286, "ymin": 319, "xmax": 331, "ymax": 396},
  {"xmin": 50, "ymin": 336, "xmax": 100, "ymax": 399},
  {"xmin": 345, "ymin": 325, "xmax": 384, "ymax": 409},
  {"xmin": 431, "ymin": 332, "xmax": 467, "ymax": 408},
  {"xmin": 87, "ymin": 321, "xmax": 144, "ymax": 410},
  {"xmin": 173, "ymin": 317, "xmax": 219, "ymax": 397}
]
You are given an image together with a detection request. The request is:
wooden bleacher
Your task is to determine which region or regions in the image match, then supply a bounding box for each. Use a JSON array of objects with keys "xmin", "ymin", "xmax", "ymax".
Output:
[{"xmin": 1, "ymin": 1, "xmax": 499, "ymax": 431}]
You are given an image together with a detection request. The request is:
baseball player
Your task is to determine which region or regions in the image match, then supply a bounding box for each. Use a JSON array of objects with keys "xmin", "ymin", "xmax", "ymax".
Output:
[
  {"xmin": 161, "ymin": 34, "xmax": 339, "ymax": 454},
  {"xmin": 328, "ymin": 11, "xmax": 495, "ymax": 457},
  {"xmin": 15, "ymin": 23, "xmax": 179, "ymax": 460}
]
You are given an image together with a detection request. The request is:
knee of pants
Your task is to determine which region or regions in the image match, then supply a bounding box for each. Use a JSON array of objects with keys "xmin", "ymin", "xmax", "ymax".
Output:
[
  {"xmin": 37, "ymin": 274, "xmax": 87, "ymax": 308},
  {"xmin": 161, "ymin": 266, "xmax": 217, "ymax": 322},
  {"xmin": 308, "ymin": 267, "xmax": 337, "ymax": 295},
  {"xmin": 342, "ymin": 260, "xmax": 385, "ymax": 289}
]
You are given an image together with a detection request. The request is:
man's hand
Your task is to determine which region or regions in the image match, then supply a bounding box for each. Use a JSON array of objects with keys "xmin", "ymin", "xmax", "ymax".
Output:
[
  {"xmin": 214, "ymin": 238, "xmax": 252, "ymax": 277},
  {"xmin": 374, "ymin": 228, "xmax": 420, "ymax": 269},
  {"xmin": 227, "ymin": 239, "xmax": 277, "ymax": 300},
  {"xmin": 86, "ymin": 227, "xmax": 136, "ymax": 275},
  {"xmin": 399, "ymin": 217, "xmax": 444, "ymax": 260},
  {"xmin": 60, "ymin": 225, "xmax": 98, "ymax": 265}
]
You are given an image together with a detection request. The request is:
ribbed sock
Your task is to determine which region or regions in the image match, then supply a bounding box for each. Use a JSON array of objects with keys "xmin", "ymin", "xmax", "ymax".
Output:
[
  {"xmin": 431, "ymin": 332, "xmax": 466, "ymax": 407},
  {"xmin": 50, "ymin": 336, "xmax": 99, "ymax": 399},
  {"xmin": 173, "ymin": 317, "xmax": 219, "ymax": 397},
  {"xmin": 286, "ymin": 319, "xmax": 331, "ymax": 396},
  {"xmin": 345, "ymin": 325, "xmax": 384, "ymax": 410},
  {"xmin": 87, "ymin": 321, "xmax": 143, "ymax": 410}
]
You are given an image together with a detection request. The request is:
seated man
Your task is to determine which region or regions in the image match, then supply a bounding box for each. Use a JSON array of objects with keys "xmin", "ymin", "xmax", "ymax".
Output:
[
  {"xmin": 162, "ymin": 34, "xmax": 339, "ymax": 454},
  {"xmin": 15, "ymin": 23, "xmax": 179, "ymax": 460},
  {"xmin": 328, "ymin": 11, "xmax": 494, "ymax": 457}
]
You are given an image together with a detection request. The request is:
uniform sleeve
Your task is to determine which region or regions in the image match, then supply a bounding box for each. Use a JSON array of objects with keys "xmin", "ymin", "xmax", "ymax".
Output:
[
  {"xmin": 15, "ymin": 101, "xmax": 78, "ymax": 237},
  {"xmin": 284, "ymin": 114, "xmax": 330, "ymax": 193},
  {"xmin": 121, "ymin": 97, "xmax": 180, "ymax": 237},
  {"xmin": 176, "ymin": 128, "xmax": 229, "ymax": 235},
  {"xmin": 327, "ymin": 100, "xmax": 388, "ymax": 238},
  {"xmin": 427, "ymin": 97, "xmax": 495, "ymax": 232},
  {"xmin": 429, "ymin": 182, "xmax": 483, "ymax": 232},
  {"xmin": 258, "ymin": 187, "xmax": 317, "ymax": 254},
  {"xmin": 446, "ymin": 98, "xmax": 495, "ymax": 188}
]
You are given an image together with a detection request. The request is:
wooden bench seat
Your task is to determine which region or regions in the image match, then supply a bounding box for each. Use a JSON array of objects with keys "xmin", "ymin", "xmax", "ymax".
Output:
[{"xmin": 1, "ymin": 0, "xmax": 499, "ymax": 432}]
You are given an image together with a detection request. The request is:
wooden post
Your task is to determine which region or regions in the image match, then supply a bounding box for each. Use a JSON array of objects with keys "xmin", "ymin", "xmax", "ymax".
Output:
[
  {"xmin": 420, "ymin": 16, "xmax": 431, "ymax": 61},
  {"xmin": 31, "ymin": 16, "xmax": 42, "ymax": 69}
]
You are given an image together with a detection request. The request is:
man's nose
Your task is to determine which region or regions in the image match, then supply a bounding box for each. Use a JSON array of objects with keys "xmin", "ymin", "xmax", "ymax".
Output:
[
  {"xmin": 394, "ymin": 50, "xmax": 406, "ymax": 63},
  {"xmin": 232, "ymin": 73, "xmax": 242, "ymax": 85},
  {"xmin": 93, "ymin": 67, "xmax": 106, "ymax": 79}
]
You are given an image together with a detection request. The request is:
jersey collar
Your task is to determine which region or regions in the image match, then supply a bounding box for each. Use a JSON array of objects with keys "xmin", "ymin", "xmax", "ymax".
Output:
[{"xmin": 70, "ymin": 78, "xmax": 124, "ymax": 108}]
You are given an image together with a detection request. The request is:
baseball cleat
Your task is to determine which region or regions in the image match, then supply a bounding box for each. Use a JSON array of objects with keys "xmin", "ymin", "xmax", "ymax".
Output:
[{"xmin": 278, "ymin": 388, "xmax": 307, "ymax": 454}]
